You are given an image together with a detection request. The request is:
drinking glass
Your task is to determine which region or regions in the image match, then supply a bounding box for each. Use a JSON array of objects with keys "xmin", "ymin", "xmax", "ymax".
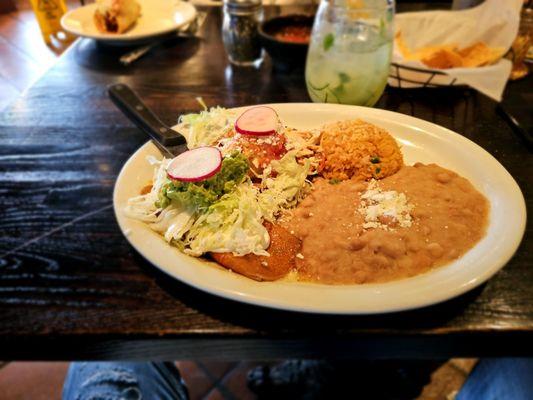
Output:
[{"xmin": 305, "ymin": 0, "xmax": 394, "ymax": 107}]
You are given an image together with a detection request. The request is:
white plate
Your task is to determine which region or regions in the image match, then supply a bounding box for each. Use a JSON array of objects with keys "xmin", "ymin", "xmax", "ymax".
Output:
[
  {"xmin": 61, "ymin": 0, "xmax": 196, "ymax": 45},
  {"xmin": 113, "ymin": 103, "xmax": 526, "ymax": 314}
]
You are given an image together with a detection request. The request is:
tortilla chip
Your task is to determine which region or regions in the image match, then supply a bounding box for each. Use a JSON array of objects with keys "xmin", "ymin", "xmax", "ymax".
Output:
[
  {"xmin": 396, "ymin": 31, "xmax": 459, "ymax": 62},
  {"xmin": 395, "ymin": 31, "xmax": 502, "ymax": 69},
  {"xmin": 422, "ymin": 48, "xmax": 464, "ymax": 69},
  {"xmin": 395, "ymin": 31, "xmax": 414, "ymax": 59},
  {"xmin": 458, "ymin": 42, "xmax": 503, "ymax": 67}
]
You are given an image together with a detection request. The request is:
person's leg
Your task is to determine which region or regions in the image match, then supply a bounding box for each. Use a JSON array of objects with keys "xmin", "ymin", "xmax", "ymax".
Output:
[
  {"xmin": 62, "ymin": 362, "xmax": 189, "ymax": 400},
  {"xmin": 457, "ymin": 358, "xmax": 533, "ymax": 400}
]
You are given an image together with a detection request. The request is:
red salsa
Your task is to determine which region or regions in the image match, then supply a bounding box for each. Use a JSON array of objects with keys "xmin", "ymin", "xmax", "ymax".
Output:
[
  {"xmin": 226, "ymin": 132, "xmax": 288, "ymax": 173},
  {"xmin": 273, "ymin": 25, "xmax": 311, "ymax": 44}
]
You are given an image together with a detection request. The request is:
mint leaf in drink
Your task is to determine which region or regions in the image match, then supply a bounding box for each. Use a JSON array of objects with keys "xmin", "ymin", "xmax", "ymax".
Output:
[
  {"xmin": 338, "ymin": 72, "xmax": 350, "ymax": 83},
  {"xmin": 332, "ymin": 84, "xmax": 345, "ymax": 98},
  {"xmin": 323, "ymin": 33, "xmax": 334, "ymax": 51}
]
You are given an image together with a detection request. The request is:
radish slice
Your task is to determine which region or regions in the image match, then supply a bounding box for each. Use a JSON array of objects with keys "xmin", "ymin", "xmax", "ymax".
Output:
[
  {"xmin": 167, "ymin": 147, "xmax": 222, "ymax": 182},
  {"xmin": 235, "ymin": 106, "xmax": 279, "ymax": 136}
]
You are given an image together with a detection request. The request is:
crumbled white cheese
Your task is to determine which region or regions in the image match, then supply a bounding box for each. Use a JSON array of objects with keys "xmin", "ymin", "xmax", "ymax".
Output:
[
  {"xmin": 358, "ymin": 180, "xmax": 414, "ymax": 230},
  {"xmin": 255, "ymin": 136, "xmax": 275, "ymax": 145},
  {"xmin": 296, "ymin": 253, "xmax": 304, "ymax": 259},
  {"xmin": 261, "ymin": 261, "xmax": 268, "ymax": 267}
]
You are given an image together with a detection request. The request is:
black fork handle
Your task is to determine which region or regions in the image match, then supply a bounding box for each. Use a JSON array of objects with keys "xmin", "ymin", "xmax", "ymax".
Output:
[{"xmin": 108, "ymin": 84, "xmax": 186, "ymax": 148}]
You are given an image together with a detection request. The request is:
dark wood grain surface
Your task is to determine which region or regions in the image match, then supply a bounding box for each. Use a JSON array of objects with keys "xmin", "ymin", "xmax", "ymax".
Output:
[{"xmin": 0, "ymin": 6, "xmax": 531, "ymax": 360}]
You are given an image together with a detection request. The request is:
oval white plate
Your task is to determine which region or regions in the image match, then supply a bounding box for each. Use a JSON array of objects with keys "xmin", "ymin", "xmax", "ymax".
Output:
[
  {"xmin": 61, "ymin": 0, "xmax": 196, "ymax": 45},
  {"xmin": 113, "ymin": 103, "xmax": 526, "ymax": 314}
]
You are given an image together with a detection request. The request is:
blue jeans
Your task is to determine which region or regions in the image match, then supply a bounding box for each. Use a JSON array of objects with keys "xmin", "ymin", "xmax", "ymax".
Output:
[
  {"xmin": 62, "ymin": 362, "xmax": 189, "ymax": 400},
  {"xmin": 457, "ymin": 358, "xmax": 533, "ymax": 400},
  {"xmin": 63, "ymin": 359, "xmax": 533, "ymax": 400}
]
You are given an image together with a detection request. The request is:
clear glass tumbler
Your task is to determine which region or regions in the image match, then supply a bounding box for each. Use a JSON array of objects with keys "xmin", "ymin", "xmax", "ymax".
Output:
[{"xmin": 305, "ymin": 0, "xmax": 394, "ymax": 107}]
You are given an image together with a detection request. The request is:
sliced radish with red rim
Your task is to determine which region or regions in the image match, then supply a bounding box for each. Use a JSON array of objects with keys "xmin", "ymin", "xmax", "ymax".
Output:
[
  {"xmin": 167, "ymin": 146, "xmax": 222, "ymax": 182},
  {"xmin": 235, "ymin": 106, "xmax": 279, "ymax": 136}
]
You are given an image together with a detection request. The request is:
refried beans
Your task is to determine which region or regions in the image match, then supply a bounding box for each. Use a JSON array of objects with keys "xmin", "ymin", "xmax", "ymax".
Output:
[{"xmin": 283, "ymin": 163, "xmax": 489, "ymax": 284}]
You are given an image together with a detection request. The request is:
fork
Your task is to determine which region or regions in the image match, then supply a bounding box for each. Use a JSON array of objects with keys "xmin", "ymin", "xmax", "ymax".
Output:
[{"xmin": 120, "ymin": 11, "xmax": 208, "ymax": 66}]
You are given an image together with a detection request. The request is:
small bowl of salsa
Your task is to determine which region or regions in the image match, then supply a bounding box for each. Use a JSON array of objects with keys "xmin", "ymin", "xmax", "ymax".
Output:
[{"xmin": 259, "ymin": 15, "xmax": 314, "ymax": 71}]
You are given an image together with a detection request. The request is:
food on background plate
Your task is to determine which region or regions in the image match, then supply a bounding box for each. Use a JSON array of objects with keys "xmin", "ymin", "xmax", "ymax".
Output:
[
  {"xmin": 395, "ymin": 31, "xmax": 504, "ymax": 69},
  {"xmin": 125, "ymin": 103, "xmax": 489, "ymax": 284},
  {"xmin": 94, "ymin": 0, "xmax": 141, "ymax": 34}
]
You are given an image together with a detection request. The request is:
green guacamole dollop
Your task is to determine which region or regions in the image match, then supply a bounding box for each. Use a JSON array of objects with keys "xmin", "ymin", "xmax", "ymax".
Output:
[{"xmin": 156, "ymin": 151, "xmax": 249, "ymax": 210}]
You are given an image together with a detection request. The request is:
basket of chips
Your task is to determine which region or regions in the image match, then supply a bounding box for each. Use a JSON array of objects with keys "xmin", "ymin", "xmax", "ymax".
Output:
[{"xmin": 388, "ymin": 0, "xmax": 523, "ymax": 101}]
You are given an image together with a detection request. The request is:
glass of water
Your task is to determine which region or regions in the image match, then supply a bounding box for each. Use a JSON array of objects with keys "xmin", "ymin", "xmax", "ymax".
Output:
[{"xmin": 305, "ymin": 0, "xmax": 394, "ymax": 107}]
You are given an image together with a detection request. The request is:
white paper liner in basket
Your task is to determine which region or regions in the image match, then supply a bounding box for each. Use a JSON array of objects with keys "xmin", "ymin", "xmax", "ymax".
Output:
[{"xmin": 388, "ymin": 0, "xmax": 523, "ymax": 101}]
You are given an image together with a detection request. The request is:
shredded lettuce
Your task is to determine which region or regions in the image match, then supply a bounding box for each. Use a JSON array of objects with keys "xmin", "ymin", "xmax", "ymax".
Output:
[
  {"xmin": 124, "ymin": 157, "xmax": 171, "ymax": 222},
  {"xmin": 175, "ymin": 106, "xmax": 235, "ymax": 149},
  {"xmin": 183, "ymin": 184, "xmax": 269, "ymax": 256},
  {"xmin": 125, "ymin": 107, "xmax": 312, "ymax": 257},
  {"xmin": 259, "ymin": 151, "xmax": 311, "ymax": 221},
  {"xmin": 125, "ymin": 152, "xmax": 268, "ymax": 256},
  {"xmin": 152, "ymin": 207, "xmax": 195, "ymax": 243},
  {"xmin": 126, "ymin": 150, "xmax": 310, "ymax": 256}
]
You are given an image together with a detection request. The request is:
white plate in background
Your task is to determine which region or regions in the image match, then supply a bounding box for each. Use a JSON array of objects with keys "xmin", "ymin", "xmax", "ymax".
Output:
[{"xmin": 61, "ymin": 0, "xmax": 196, "ymax": 45}]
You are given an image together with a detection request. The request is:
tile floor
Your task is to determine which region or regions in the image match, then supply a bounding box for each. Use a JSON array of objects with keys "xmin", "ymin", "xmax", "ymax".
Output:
[
  {"xmin": 0, "ymin": 359, "xmax": 477, "ymax": 399},
  {"xmin": 0, "ymin": 362, "xmax": 70, "ymax": 400},
  {"xmin": 180, "ymin": 361, "xmax": 260, "ymax": 399}
]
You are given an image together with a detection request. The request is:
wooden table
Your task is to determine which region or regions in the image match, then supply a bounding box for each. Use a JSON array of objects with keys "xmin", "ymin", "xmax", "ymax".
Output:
[{"xmin": 0, "ymin": 6, "xmax": 531, "ymax": 360}]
